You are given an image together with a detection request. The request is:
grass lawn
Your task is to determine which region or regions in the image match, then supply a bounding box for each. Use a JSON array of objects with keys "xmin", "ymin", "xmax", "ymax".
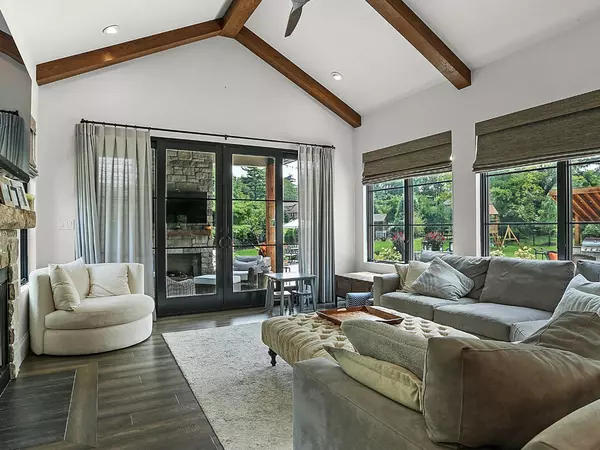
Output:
[{"xmin": 233, "ymin": 247, "xmax": 259, "ymax": 257}]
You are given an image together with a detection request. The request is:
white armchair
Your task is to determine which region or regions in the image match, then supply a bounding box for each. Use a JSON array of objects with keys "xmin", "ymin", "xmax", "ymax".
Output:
[{"xmin": 29, "ymin": 263, "xmax": 154, "ymax": 356}]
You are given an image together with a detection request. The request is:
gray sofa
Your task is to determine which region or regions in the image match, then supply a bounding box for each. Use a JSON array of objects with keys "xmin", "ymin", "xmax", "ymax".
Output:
[
  {"xmin": 372, "ymin": 253, "xmax": 598, "ymax": 341},
  {"xmin": 293, "ymin": 358, "xmax": 600, "ymax": 450}
]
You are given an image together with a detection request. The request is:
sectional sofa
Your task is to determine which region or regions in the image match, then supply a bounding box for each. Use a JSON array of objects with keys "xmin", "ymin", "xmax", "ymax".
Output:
[{"xmin": 373, "ymin": 253, "xmax": 600, "ymax": 341}]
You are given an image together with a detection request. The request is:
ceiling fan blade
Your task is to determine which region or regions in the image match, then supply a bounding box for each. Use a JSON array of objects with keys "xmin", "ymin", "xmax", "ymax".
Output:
[{"xmin": 285, "ymin": 6, "xmax": 303, "ymax": 37}]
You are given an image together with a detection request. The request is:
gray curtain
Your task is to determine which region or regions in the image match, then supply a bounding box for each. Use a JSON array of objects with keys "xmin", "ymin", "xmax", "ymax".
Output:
[
  {"xmin": 75, "ymin": 123, "xmax": 153, "ymax": 295},
  {"xmin": 0, "ymin": 112, "xmax": 26, "ymax": 169},
  {"xmin": 298, "ymin": 145, "xmax": 335, "ymax": 304}
]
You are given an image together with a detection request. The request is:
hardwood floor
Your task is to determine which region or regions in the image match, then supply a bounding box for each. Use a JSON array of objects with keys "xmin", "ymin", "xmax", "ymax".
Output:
[{"xmin": 0, "ymin": 307, "xmax": 277, "ymax": 450}]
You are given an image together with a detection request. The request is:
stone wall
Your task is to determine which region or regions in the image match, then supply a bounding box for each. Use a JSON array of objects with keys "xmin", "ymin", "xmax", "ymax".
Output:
[
  {"xmin": 165, "ymin": 150, "xmax": 215, "ymax": 277},
  {"xmin": 0, "ymin": 205, "xmax": 35, "ymax": 378}
]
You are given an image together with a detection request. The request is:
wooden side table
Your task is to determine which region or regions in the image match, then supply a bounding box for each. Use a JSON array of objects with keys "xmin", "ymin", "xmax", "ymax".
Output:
[{"xmin": 335, "ymin": 272, "xmax": 377, "ymax": 304}]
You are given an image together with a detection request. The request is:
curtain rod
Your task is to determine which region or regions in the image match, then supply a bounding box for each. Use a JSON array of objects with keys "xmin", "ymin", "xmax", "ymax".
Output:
[
  {"xmin": 0, "ymin": 110, "xmax": 19, "ymax": 116},
  {"xmin": 80, "ymin": 119, "xmax": 335, "ymax": 149}
]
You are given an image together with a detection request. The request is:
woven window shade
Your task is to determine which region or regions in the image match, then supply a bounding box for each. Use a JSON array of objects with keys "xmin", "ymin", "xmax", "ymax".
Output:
[
  {"xmin": 474, "ymin": 89, "xmax": 600, "ymax": 173},
  {"xmin": 362, "ymin": 131, "xmax": 452, "ymax": 185}
]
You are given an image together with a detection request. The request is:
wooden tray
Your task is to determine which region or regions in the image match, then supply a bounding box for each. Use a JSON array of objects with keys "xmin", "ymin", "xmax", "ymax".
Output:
[{"xmin": 317, "ymin": 306, "xmax": 404, "ymax": 326}]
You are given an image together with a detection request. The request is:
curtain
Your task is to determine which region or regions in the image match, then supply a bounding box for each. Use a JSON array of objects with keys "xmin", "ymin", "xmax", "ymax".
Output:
[
  {"xmin": 0, "ymin": 112, "xmax": 26, "ymax": 169},
  {"xmin": 298, "ymin": 145, "xmax": 335, "ymax": 304},
  {"xmin": 75, "ymin": 123, "xmax": 154, "ymax": 295}
]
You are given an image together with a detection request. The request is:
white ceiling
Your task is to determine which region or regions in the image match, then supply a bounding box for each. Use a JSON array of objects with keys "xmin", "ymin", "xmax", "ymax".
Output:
[{"xmin": 5, "ymin": 0, "xmax": 600, "ymax": 114}]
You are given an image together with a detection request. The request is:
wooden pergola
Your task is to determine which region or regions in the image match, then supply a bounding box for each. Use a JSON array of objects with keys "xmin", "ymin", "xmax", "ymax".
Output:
[{"xmin": 549, "ymin": 186, "xmax": 600, "ymax": 245}]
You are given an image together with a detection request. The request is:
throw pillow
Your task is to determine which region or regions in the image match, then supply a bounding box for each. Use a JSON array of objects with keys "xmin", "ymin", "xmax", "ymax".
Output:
[
  {"xmin": 423, "ymin": 337, "xmax": 600, "ymax": 449},
  {"xmin": 341, "ymin": 319, "xmax": 427, "ymax": 379},
  {"xmin": 402, "ymin": 261, "xmax": 431, "ymax": 294},
  {"xmin": 325, "ymin": 346, "xmax": 422, "ymax": 412},
  {"xmin": 50, "ymin": 258, "xmax": 89, "ymax": 299},
  {"xmin": 523, "ymin": 311, "xmax": 600, "ymax": 361},
  {"xmin": 411, "ymin": 257, "xmax": 475, "ymax": 301},
  {"xmin": 88, "ymin": 264, "xmax": 131, "ymax": 298},
  {"xmin": 551, "ymin": 274, "xmax": 600, "ymax": 321},
  {"xmin": 48, "ymin": 265, "xmax": 80, "ymax": 311},
  {"xmin": 393, "ymin": 263, "xmax": 409, "ymax": 291},
  {"xmin": 438, "ymin": 254, "xmax": 490, "ymax": 300}
]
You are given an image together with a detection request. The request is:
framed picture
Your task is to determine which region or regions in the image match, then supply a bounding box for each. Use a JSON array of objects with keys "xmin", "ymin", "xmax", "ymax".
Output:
[
  {"xmin": 0, "ymin": 178, "xmax": 13, "ymax": 207},
  {"xmin": 11, "ymin": 180, "xmax": 29, "ymax": 210}
]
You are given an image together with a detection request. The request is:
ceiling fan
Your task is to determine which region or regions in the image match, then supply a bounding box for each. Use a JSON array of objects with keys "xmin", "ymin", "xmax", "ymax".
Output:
[{"xmin": 285, "ymin": 0, "xmax": 311, "ymax": 37}]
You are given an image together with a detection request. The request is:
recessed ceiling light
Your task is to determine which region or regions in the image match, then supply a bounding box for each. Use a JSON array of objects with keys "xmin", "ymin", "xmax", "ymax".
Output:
[
  {"xmin": 331, "ymin": 72, "xmax": 343, "ymax": 81},
  {"xmin": 102, "ymin": 25, "xmax": 120, "ymax": 35}
]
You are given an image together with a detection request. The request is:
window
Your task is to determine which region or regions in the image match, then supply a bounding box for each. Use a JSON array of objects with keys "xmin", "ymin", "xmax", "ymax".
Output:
[
  {"xmin": 481, "ymin": 156, "xmax": 600, "ymax": 262},
  {"xmin": 367, "ymin": 173, "xmax": 453, "ymax": 263}
]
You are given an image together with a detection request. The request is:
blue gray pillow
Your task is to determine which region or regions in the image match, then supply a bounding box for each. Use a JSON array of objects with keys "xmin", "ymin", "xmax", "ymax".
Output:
[{"xmin": 411, "ymin": 257, "xmax": 474, "ymax": 301}]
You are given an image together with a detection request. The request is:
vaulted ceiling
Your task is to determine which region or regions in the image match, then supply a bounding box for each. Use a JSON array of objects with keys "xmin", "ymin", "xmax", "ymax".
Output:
[{"xmin": 5, "ymin": 0, "xmax": 600, "ymax": 122}]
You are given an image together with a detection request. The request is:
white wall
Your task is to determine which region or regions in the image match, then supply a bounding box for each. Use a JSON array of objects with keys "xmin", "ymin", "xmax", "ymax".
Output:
[
  {"xmin": 354, "ymin": 16, "xmax": 600, "ymax": 273},
  {"xmin": 36, "ymin": 36, "xmax": 355, "ymax": 274}
]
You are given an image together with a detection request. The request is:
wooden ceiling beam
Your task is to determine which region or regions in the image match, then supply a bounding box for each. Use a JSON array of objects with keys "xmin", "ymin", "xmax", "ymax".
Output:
[
  {"xmin": 366, "ymin": 0, "xmax": 471, "ymax": 89},
  {"xmin": 36, "ymin": 20, "xmax": 222, "ymax": 85},
  {"xmin": 0, "ymin": 30, "xmax": 24, "ymax": 65},
  {"xmin": 221, "ymin": 0, "xmax": 263, "ymax": 38},
  {"xmin": 236, "ymin": 27, "xmax": 361, "ymax": 128}
]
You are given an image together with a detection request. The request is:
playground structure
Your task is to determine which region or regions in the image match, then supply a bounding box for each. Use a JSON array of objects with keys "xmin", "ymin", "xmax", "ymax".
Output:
[{"xmin": 489, "ymin": 204, "xmax": 521, "ymax": 248}]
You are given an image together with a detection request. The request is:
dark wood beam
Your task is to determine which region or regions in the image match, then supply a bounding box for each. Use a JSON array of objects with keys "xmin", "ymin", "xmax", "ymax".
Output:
[
  {"xmin": 366, "ymin": 0, "xmax": 471, "ymax": 89},
  {"xmin": 236, "ymin": 27, "xmax": 361, "ymax": 128},
  {"xmin": 0, "ymin": 30, "xmax": 24, "ymax": 65},
  {"xmin": 221, "ymin": 0, "xmax": 263, "ymax": 38},
  {"xmin": 36, "ymin": 20, "xmax": 222, "ymax": 85}
]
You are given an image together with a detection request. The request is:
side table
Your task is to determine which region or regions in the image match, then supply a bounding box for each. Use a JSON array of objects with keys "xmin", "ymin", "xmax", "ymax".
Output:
[
  {"xmin": 335, "ymin": 272, "xmax": 377, "ymax": 305},
  {"xmin": 265, "ymin": 272, "xmax": 317, "ymax": 315}
]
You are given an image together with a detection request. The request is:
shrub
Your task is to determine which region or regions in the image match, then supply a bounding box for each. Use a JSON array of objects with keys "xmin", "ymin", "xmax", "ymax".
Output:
[
  {"xmin": 514, "ymin": 246, "xmax": 535, "ymax": 260},
  {"xmin": 490, "ymin": 248, "xmax": 505, "ymax": 257},
  {"xmin": 582, "ymin": 224, "xmax": 600, "ymax": 239},
  {"xmin": 374, "ymin": 247, "xmax": 403, "ymax": 262}
]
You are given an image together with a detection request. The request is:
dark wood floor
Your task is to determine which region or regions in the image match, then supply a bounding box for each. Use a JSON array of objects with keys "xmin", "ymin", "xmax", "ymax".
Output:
[{"xmin": 0, "ymin": 307, "xmax": 277, "ymax": 450}]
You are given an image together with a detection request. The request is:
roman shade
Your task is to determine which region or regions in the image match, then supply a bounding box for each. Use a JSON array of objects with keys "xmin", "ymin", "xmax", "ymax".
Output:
[
  {"xmin": 362, "ymin": 131, "xmax": 452, "ymax": 185},
  {"xmin": 474, "ymin": 89, "xmax": 600, "ymax": 173}
]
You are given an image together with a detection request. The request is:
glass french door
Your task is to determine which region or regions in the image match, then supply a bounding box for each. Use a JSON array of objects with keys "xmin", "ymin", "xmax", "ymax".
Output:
[{"xmin": 153, "ymin": 138, "xmax": 298, "ymax": 316}]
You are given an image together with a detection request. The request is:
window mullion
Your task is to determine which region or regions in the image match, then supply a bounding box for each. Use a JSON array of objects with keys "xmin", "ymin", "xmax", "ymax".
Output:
[
  {"xmin": 556, "ymin": 161, "xmax": 571, "ymax": 260},
  {"xmin": 405, "ymin": 179, "xmax": 414, "ymax": 261}
]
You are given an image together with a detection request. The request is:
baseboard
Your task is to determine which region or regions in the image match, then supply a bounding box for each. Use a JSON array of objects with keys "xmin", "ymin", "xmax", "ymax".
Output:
[{"xmin": 14, "ymin": 331, "xmax": 29, "ymax": 377}]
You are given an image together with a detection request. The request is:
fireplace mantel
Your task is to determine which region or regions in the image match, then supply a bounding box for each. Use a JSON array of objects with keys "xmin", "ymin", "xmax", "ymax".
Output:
[{"xmin": 0, "ymin": 204, "xmax": 36, "ymax": 230}]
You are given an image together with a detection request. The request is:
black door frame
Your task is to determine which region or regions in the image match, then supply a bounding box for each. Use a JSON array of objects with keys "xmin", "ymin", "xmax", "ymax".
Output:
[{"xmin": 152, "ymin": 137, "xmax": 297, "ymax": 317}]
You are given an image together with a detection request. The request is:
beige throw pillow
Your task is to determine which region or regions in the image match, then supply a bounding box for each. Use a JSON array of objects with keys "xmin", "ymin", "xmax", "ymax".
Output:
[
  {"xmin": 402, "ymin": 261, "xmax": 431, "ymax": 294},
  {"xmin": 394, "ymin": 263, "xmax": 409, "ymax": 291},
  {"xmin": 88, "ymin": 264, "xmax": 131, "ymax": 298},
  {"xmin": 326, "ymin": 346, "xmax": 422, "ymax": 412},
  {"xmin": 48, "ymin": 265, "xmax": 81, "ymax": 311},
  {"xmin": 54, "ymin": 258, "xmax": 90, "ymax": 299}
]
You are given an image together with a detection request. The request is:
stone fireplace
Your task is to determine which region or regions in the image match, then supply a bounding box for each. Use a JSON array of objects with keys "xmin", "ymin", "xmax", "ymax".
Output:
[
  {"xmin": 165, "ymin": 149, "xmax": 215, "ymax": 278},
  {"xmin": 0, "ymin": 203, "xmax": 36, "ymax": 382}
]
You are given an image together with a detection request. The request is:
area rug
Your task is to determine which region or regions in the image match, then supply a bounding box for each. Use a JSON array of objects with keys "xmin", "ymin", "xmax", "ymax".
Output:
[{"xmin": 163, "ymin": 322, "xmax": 293, "ymax": 450}]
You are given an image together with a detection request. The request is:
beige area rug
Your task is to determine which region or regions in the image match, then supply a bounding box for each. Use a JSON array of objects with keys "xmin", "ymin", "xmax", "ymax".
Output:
[{"xmin": 163, "ymin": 322, "xmax": 293, "ymax": 450}]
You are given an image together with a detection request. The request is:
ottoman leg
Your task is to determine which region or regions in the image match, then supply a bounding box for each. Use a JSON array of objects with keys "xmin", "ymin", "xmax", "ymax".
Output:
[{"xmin": 268, "ymin": 348, "xmax": 277, "ymax": 367}]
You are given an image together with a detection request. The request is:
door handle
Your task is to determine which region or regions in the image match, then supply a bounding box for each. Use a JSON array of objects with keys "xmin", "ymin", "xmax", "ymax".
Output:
[{"xmin": 218, "ymin": 237, "xmax": 226, "ymax": 248}]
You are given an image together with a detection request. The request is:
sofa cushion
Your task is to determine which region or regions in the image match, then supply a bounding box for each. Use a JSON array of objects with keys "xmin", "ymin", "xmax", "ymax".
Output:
[
  {"xmin": 510, "ymin": 320, "xmax": 549, "ymax": 342},
  {"xmin": 479, "ymin": 258, "xmax": 575, "ymax": 312},
  {"xmin": 393, "ymin": 264, "xmax": 409, "ymax": 291},
  {"xmin": 325, "ymin": 346, "xmax": 423, "ymax": 412},
  {"xmin": 423, "ymin": 337, "xmax": 600, "ymax": 450},
  {"xmin": 380, "ymin": 291, "xmax": 475, "ymax": 320},
  {"xmin": 434, "ymin": 303, "xmax": 552, "ymax": 341},
  {"xmin": 523, "ymin": 311, "xmax": 600, "ymax": 360},
  {"xmin": 45, "ymin": 294, "xmax": 154, "ymax": 330},
  {"xmin": 50, "ymin": 258, "xmax": 89, "ymax": 299},
  {"xmin": 342, "ymin": 319, "xmax": 429, "ymax": 379},
  {"xmin": 411, "ymin": 258, "xmax": 475, "ymax": 301},
  {"xmin": 577, "ymin": 260, "xmax": 600, "ymax": 282}
]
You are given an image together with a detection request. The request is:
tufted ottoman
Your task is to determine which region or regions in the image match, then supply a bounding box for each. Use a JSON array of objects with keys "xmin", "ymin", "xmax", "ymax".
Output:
[{"xmin": 261, "ymin": 306, "xmax": 477, "ymax": 366}]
